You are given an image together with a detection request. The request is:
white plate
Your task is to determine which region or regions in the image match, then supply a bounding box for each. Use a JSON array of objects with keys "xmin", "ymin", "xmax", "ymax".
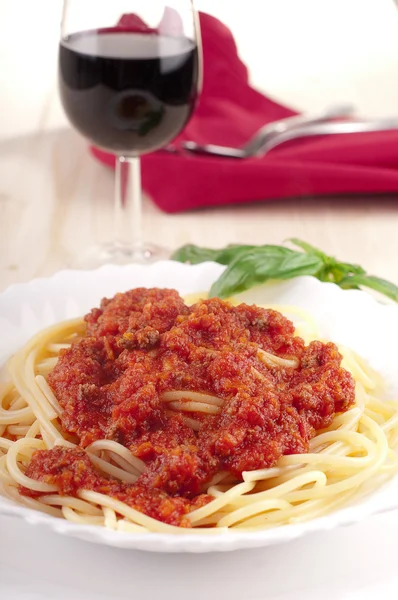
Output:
[{"xmin": 2, "ymin": 261, "xmax": 398, "ymax": 553}]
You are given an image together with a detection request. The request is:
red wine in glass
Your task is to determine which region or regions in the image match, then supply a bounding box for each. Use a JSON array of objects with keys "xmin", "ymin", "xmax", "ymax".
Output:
[
  {"xmin": 59, "ymin": 2, "xmax": 202, "ymax": 266},
  {"xmin": 59, "ymin": 31, "xmax": 199, "ymax": 154}
]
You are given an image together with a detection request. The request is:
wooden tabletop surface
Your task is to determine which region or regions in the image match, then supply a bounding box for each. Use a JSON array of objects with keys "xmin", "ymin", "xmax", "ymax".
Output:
[
  {"xmin": 1, "ymin": 124, "xmax": 397, "ymax": 292},
  {"xmin": 0, "ymin": 0, "xmax": 398, "ymax": 290},
  {"xmin": 1, "ymin": 0, "xmax": 398, "ymax": 294}
]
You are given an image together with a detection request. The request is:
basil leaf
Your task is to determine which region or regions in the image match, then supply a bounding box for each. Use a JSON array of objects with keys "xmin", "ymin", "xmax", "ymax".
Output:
[
  {"xmin": 172, "ymin": 239, "xmax": 398, "ymax": 304},
  {"xmin": 171, "ymin": 243, "xmax": 295, "ymax": 267},
  {"xmin": 171, "ymin": 243, "xmax": 253, "ymax": 265},
  {"xmin": 289, "ymin": 239, "xmax": 365, "ymax": 279},
  {"xmin": 210, "ymin": 248, "xmax": 324, "ymax": 298},
  {"xmin": 319, "ymin": 261, "xmax": 366, "ymax": 285},
  {"xmin": 339, "ymin": 274, "xmax": 398, "ymax": 301},
  {"xmin": 331, "ymin": 262, "xmax": 366, "ymax": 277},
  {"xmin": 288, "ymin": 238, "xmax": 328, "ymax": 260}
]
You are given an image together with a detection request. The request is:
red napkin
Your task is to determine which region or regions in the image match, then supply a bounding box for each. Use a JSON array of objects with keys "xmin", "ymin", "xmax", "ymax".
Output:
[{"xmin": 92, "ymin": 12, "xmax": 398, "ymax": 213}]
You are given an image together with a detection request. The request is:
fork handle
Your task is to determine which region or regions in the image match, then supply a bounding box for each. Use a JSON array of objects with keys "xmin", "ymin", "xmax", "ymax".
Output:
[
  {"xmin": 244, "ymin": 104, "xmax": 355, "ymax": 156},
  {"xmin": 256, "ymin": 118, "xmax": 398, "ymax": 157}
]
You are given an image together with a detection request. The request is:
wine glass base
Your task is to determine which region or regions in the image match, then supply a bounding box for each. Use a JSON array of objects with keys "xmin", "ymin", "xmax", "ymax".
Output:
[{"xmin": 71, "ymin": 242, "xmax": 170, "ymax": 269}]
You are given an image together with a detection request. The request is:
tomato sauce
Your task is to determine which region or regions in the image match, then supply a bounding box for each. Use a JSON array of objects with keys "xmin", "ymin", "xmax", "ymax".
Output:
[{"xmin": 22, "ymin": 289, "xmax": 355, "ymax": 526}]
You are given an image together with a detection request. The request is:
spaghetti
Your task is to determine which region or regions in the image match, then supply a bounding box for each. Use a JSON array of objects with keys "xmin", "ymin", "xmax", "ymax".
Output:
[{"xmin": 0, "ymin": 288, "xmax": 398, "ymax": 534}]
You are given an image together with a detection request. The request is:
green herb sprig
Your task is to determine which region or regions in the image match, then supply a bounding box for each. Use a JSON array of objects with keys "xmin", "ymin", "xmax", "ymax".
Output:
[{"xmin": 171, "ymin": 239, "xmax": 398, "ymax": 301}]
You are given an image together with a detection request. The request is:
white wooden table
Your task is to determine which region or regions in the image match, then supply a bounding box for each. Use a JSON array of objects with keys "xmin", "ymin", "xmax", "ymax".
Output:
[
  {"xmin": 1, "ymin": 127, "xmax": 398, "ymax": 292},
  {"xmin": 1, "ymin": 0, "xmax": 398, "ymax": 292}
]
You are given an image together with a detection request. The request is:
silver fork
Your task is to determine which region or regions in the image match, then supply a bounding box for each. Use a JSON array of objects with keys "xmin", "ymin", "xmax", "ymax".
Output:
[
  {"xmin": 180, "ymin": 104, "xmax": 355, "ymax": 159},
  {"xmin": 180, "ymin": 110, "xmax": 398, "ymax": 160}
]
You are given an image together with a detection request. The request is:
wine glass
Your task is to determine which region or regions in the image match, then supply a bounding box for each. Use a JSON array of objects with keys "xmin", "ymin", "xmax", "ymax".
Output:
[{"xmin": 59, "ymin": 1, "xmax": 201, "ymax": 266}]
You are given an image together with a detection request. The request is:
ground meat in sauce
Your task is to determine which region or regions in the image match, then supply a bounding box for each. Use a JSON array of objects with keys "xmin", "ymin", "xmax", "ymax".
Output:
[{"xmin": 21, "ymin": 288, "xmax": 356, "ymax": 526}]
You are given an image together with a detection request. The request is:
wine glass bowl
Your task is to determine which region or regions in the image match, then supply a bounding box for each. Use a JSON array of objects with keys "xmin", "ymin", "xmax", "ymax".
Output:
[
  {"xmin": 59, "ymin": 28, "xmax": 199, "ymax": 155},
  {"xmin": 59, "ymin": 1, "xmax": 201, "ymax": 265}
]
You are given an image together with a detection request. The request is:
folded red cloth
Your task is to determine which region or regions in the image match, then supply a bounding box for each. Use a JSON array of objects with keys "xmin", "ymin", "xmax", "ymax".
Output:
[{"xmin": 92, "ymin": 12, "xmax": 398, "ymax": 213}]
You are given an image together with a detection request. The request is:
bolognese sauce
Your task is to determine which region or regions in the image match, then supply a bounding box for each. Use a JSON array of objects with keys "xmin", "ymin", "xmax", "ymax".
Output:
[{"xmin": 21, "ymin": 288, "xmax": 355, "ymax": 526}]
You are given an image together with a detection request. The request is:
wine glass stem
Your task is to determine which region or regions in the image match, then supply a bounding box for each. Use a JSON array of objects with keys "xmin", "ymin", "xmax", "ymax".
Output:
[{"xmin": 114, "ymin": 155, "xmax": 143, "ymax": 249}]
